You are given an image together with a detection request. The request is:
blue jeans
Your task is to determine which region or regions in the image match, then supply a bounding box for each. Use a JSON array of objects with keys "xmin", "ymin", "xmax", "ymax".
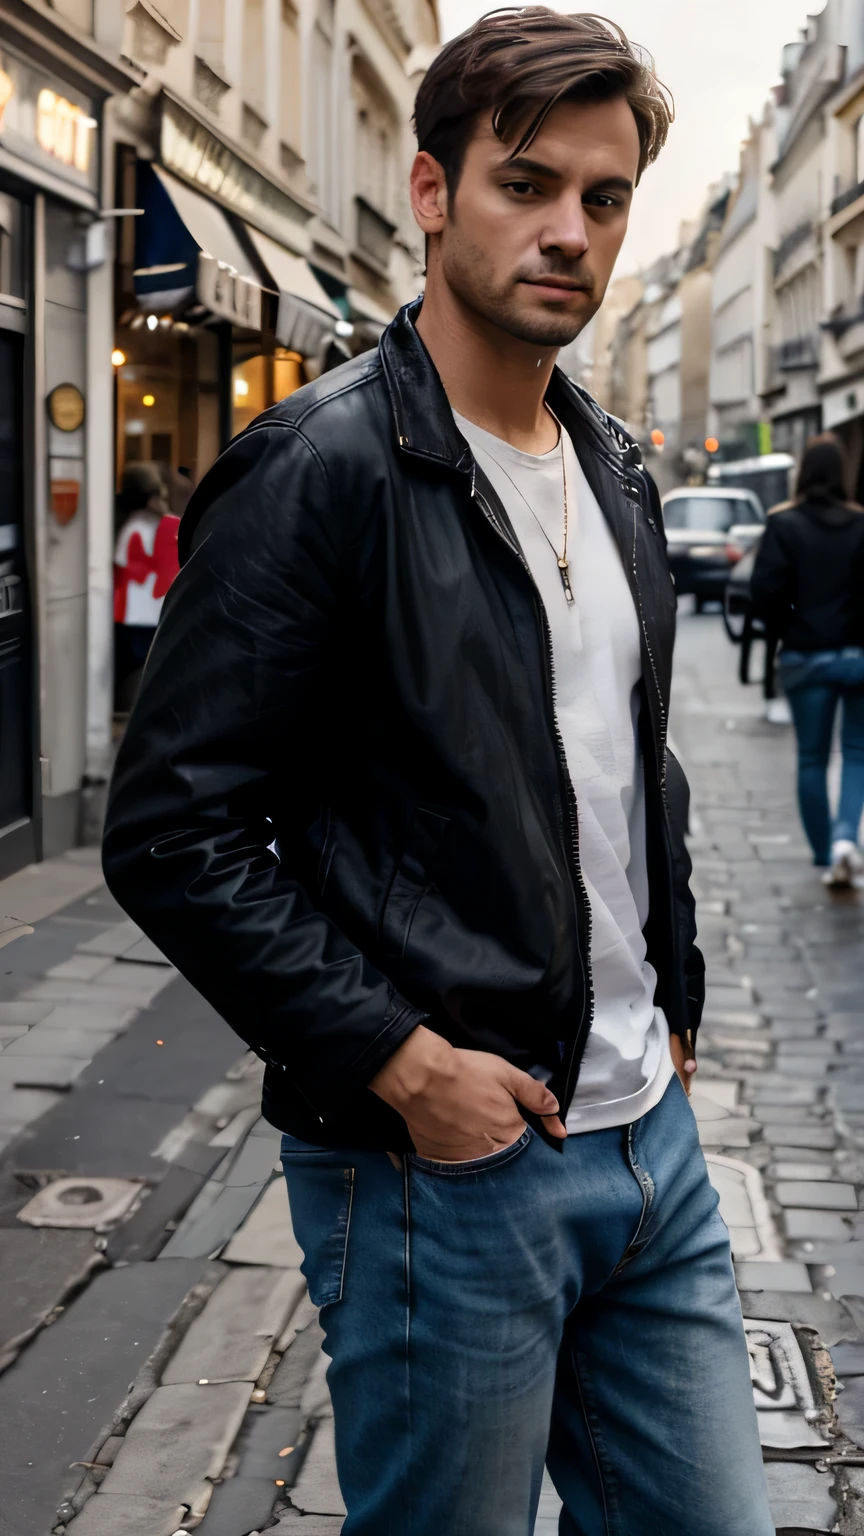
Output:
[
  {"xmin": 280, "ymin": 1077, "xmax": 772, "ymax": 1535},
  {"xmin": 781, "ymin": 648, "xmax": 864, "ymax": 864}
]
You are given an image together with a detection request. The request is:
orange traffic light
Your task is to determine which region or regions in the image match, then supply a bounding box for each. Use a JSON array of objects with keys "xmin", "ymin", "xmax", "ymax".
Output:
[
  {"xmin": 705, "ymin": 437, "xmax": 720, "ymax": 454},
  {"xmin": 650, "ymin": 429, "xmax": 665, "ymax": 448}
]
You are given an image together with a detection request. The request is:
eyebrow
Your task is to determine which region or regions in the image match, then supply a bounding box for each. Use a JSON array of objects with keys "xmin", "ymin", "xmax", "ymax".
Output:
[{"xmin": 498, "ymin": 156, "xmax": 634, "ymax": 194}]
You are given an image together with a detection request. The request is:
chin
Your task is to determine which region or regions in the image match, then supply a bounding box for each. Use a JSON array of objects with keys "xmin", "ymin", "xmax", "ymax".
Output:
[{"xmin": 502, "ymin": 310, "xmax": 587, "ymax": 348}]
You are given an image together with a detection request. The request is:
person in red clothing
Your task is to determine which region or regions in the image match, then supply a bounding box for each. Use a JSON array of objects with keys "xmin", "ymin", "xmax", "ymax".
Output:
[{"xmin": 114, "ymin": 463, "xmax": 180, "ymax": 709}]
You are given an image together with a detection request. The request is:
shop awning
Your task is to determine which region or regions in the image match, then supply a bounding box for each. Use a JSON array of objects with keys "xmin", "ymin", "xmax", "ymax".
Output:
[
  {"xmin": 134, "ymin": 165, "xmax": 263, "ymax": 330},
  {"xmin": 245, "ymin": 226, "xmax": 341, "ymax": 357},
  {"xmin": 348, "ymin": 288, "xmax": 395, "ymax": 332}
]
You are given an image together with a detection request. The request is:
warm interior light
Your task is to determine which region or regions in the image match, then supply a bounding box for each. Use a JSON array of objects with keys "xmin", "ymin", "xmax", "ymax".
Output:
[
  {"xmin": 234, "ymin": 377, "xmax": 250, "ymax": 398},
  {"xmin": 705, "ymin": 437, "xmax": 720, "ymax": 453},
  {"xmin": 146, "ymin": 314, "xmax": 159, "ymax": 332},
  {"xmin": 142, "ymin": 393, "xmax": 155, "ymax": 407},
  {"xmin": 111, "ymin": 349, "xmax": 126, "ymax": 368},
  {"xmin": 650, "ymin": 429, "xmax": 665, "ymax": 448}
]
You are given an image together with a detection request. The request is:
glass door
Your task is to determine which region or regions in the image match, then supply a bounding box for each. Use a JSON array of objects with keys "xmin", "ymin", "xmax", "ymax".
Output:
[{"xmin": 0, "ymin": 321, "xmax": 29, "ymax": 834}]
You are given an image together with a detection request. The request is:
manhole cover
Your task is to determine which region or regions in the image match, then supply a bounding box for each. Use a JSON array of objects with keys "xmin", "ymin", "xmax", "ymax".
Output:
[{"xmin": 17, "ymin": 1177, "xmax": 143, "ymax": 1229}]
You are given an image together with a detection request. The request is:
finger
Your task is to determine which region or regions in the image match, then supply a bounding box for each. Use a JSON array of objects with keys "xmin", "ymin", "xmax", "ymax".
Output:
[
  {"xmin": 541, "ymin": 1113, "xmax": 568, "ymax": 1139},
  {"xmin": 509, "ymin": 1068, "xmax": 559, "ymax": 1118}
]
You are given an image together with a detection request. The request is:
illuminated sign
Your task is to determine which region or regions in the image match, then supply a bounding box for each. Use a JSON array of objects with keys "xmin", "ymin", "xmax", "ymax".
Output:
[
  {"xmin": 36, "ymin": 89, "xmax": 95, "ymax": 174},
  {"xmin": 0, "ymin": 50, "xmax": 97, "ymax": 192},
  {"xmin": 0, "ymin": 70, "xmax": 13, "ymax": 130}
]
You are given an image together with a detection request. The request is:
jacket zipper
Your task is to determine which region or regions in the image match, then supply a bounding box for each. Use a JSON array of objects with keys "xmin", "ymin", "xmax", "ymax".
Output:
[{"xmin": 471, "ymin": 471, "xmax": 595, "ymax": 1102}]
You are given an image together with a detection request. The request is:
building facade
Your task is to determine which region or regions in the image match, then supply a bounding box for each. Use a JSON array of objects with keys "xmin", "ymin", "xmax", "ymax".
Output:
[
  {"xmin": 709, "ymin": 109, "xmax": 777, "ymax": 460},
  {"xmin": 1, "ymin": 0, "xmax": 439, "ymax": 879}
]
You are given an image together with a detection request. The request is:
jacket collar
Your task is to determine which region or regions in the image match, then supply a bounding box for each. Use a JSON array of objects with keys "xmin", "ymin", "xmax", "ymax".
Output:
[{"xmin": 380, "ymin": 298, "xmax": 638, "ymax": 482}]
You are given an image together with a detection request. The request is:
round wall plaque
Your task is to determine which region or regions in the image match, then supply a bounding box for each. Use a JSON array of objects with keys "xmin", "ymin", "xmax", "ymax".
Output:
[{"xmin": 47, "ymin": 383, "xmax": 85, "ymax": 432}]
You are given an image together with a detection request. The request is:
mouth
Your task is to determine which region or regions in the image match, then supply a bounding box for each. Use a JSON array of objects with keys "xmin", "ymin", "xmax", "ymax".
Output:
[{"xmin": 520, "ymin": 277, "xmax": 591, "ymax": 301}]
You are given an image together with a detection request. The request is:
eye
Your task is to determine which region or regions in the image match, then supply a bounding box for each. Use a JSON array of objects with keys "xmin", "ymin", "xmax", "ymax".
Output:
[
  {"xmin": 585, "ymin": 192, "xmax": 622, "ymax": 209},
  {"xmin": 502, "ymin": 180, "xmax": 540, "ymax": 197}
]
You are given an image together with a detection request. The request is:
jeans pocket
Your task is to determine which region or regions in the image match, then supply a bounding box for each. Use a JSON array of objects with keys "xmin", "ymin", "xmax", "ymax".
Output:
[
  {"xmin": 408, "ymin": 1126, "xmax": 533, "ymax": 1177},
  {"xmin": 280, "ymin": 1139, "xmax": 355, "ymax": 1308}
]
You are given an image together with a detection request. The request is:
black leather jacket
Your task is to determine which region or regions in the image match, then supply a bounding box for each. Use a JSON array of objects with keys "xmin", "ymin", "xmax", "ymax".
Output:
[{"xmin": 102, "ymin": 301, "xmax": 704, "ymax": 1151}]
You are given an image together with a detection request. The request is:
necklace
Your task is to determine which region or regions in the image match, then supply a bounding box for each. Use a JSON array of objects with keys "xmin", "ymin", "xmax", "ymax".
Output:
[{"xmin": 490, "ymin": 408, "xmax": 575, "ymax": 606}]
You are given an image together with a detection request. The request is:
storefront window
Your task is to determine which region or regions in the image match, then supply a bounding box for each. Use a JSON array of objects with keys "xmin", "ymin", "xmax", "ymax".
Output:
[
  {"xmin": 114, "ymin": 319, "xmax": 219, "ymax": 504},
  {"xmin": 0, "ymin": 191, "xmax": 25, "ymax": 300},
  {"xmin": 232, "ymin": 346, "xmax": 304, "ymax": 435}
]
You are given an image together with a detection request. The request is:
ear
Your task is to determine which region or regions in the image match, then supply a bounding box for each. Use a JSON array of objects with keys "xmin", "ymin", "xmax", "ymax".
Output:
[{"xmin": 410, "ymin": 151, "xmax": 448, "ymax": 236}]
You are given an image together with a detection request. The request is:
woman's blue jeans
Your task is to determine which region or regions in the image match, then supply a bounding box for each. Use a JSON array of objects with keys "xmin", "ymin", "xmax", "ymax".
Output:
[
  {"xmin": 280, "ymin": 1077, "xmax": 772, "ymax": 1536},
  {"xmin": 781, "ymin": 648, "xmax": 864, "ymax": 865}
]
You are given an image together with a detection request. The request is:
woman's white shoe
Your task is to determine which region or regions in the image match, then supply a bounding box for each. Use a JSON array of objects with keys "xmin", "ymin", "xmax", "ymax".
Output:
[{"xmin": 822, "ymin": 839, "xmax": 864, "ymax": 888}]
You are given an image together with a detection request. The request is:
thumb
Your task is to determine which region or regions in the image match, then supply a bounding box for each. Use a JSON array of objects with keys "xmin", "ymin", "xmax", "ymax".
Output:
[{"xmin": 509, "ymin": 1067, "xmax": 560, "ymax": 1119}]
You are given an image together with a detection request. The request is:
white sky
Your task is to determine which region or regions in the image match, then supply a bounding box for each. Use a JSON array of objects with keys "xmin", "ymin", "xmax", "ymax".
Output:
[{"xmin": 436, "ymin": 0, "xmax": 816, "ymax": 273}]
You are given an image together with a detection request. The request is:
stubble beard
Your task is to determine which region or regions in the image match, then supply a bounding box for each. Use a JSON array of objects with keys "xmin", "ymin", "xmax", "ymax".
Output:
[{"xmin": 441, "ymin": 229, "xmax": 597, "ymax": 350}]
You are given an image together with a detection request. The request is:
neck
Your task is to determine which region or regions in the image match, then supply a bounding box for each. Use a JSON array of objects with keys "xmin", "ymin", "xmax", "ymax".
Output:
[{"xmin": 415, "ymin": 271, "xmax": 562, "ymax": 454}]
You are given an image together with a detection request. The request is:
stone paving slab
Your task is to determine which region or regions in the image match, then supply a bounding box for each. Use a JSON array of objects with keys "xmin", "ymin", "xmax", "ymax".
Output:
[
  {"xmin": 0, "ymin": 1226, "xmax": 96, "ymax": 1358},
  {"xmin": 2, "ymin": 1023, "xmax": 114, "ymax": 1057},
  {"xmin": 105, "ymin": 1164, "xmax": 208, "ymax": 1265},
  {"xmin": 196, "ymin": 1475, "xmax": 286, "ymax": 1536},
  {"xmin": 76, "ymin": 919, "xmax": 146, "ymax": 957},
  {"xmin": 784, "ymin": 1210, "xmax": 853, "ymax": 1242},
  {"xmin": 759, "ymin": 1123, "xmax": 838, "ymax": 1149},
  {"xmin": 292, "ymin": 1421, "xmax": 347, "ymax": 1517},
  {"xmin": 222, "ymin": 1176, "xmax": 305, "ymax": 1268},
  {"xmin": 0, "ymin": 1258, "xmax": 208, "ymax": 1536},
  {"xmin": 33, "ymin": 1000, "xmax": 138, "ymax": 1031},
  {"xmin": 97, "ymin": 1381, "xmax": 251, "ymax": 1506},
  {"xmin": 76, "ymin": 977, "xmax": 243, "ymax": 1104},
  {"xmin": 6, "ymin": 1085, "xmax": 181, "ymax": 1176},
  {"xmin": 47, "ymin": 953, "xmax": 114, "ymax": 981},
  {"xmin": 763, "ymin": 1463, "xmax": 837, "ymax": 1530},
  {"xmin": 65, "ymin": 1493, "xmax": 190, "ymax": 1536},
  {"xmin": 159, "ymin": 1179, "xmax": 267, "ymax": 1259},
  {"xmin": 162, "ymin": 1266, "xmax": 304, "ymax": 1384},
  {"xmin": 776, "ymin": 1181, "xmax": 858, "ymax": 1209},
  {"xmin": 0, "ymin": 850, "xmax": 105, "ymax": 925},
  {"xmin": 268, "ymin": 1518, "xmax": 345, "ymax": 1535},
  {"xmin": 734, "ymin": 1260, "xmax": 812, "ymax": 1293},
  {"xmin": 0, "ymin": 1054, "xmax": 87, "ymax": 1089}
]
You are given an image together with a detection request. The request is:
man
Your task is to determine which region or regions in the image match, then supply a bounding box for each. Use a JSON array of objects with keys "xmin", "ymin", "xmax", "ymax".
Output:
[{"xmin": 103, "ymin": 10, "xmax": 773, "ymax": 1533}]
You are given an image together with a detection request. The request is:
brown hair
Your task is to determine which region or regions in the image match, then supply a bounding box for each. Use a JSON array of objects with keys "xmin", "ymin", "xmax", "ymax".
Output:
[
  {"xmin": 414, "ymin": 8, "xmax": 673, "ymax": 194},
  {"xmin": 796, "ymin": 433, "xmax": 850, "ymax": 504}
]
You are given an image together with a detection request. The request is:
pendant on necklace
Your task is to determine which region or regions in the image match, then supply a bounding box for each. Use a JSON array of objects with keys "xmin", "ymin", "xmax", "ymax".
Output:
[{"xmin": 558, "ymin": 558, "xmax": 575, "ymax": 605}]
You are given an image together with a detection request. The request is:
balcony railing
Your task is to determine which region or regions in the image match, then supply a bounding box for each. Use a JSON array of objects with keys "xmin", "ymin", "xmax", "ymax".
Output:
[
  {"xmin": 773, "ymin": 221, "xmax": 814, "ymax": 275},
  {"xmin": 831, "ymin": 178, "xmax": 864, "ymax": 218},
  {"xmin": 354, "ymin": 196, "xmax": 397, "ymax": 275},
  {"xmin": 771, "ymin": 335, "xmax": 820, "ymax": 371}
]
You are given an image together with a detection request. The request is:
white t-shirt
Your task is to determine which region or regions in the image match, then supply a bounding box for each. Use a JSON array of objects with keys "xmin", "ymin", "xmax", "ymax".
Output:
[{"xmin": 454, "ymin": 412, "xmax": 674, "ymax": 1134}]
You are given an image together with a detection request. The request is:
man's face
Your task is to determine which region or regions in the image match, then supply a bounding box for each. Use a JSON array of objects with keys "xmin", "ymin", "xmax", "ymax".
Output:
[{"xmin": 418, "ymin": 96, "xmax": 640, "ymax": 348}]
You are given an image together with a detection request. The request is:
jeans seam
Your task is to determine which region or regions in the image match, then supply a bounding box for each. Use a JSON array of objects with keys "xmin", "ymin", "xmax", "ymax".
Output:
[
  {"xmin": 335, "ymin": 1166, "xmax": 355, "ymax": 1304},
  {"xmin": 611, "ymin": 1125, "xmax": 656, "ymax": 1276},
  {"xmin": 572, "ymin": 1346, "xmax": 618, "ymax": 1535}
]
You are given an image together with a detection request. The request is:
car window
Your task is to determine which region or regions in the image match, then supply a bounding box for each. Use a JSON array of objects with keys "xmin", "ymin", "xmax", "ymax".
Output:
[{"xmin": 663, "ymin": 497, "xmax": 757, "ymax": 531}]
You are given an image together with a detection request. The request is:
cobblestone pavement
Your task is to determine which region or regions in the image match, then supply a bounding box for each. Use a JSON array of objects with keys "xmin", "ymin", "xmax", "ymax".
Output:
[{"xmin": 1, "ymin": 610, "xmax": 864, "ymax": 1536}]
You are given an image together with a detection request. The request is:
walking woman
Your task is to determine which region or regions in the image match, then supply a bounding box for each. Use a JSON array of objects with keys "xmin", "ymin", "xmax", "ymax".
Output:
[{"xmin": 752, "ymin": 434, "xmax": 864, "ymax": 886}]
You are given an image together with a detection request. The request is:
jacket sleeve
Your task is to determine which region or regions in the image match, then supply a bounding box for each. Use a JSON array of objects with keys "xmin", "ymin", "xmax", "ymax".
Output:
[
  {"xmin": 665, "ymin": 746, "xmax": 705, "ymax": 1044},
  {"xmin": 750, "ymin": 516, "xmax": 792, "ymax": 635},
  {"xmin": 102, "ymin": 423, "xmax": 427, "ymax": 1113},
  {"xmin": 646, "ymin": 468, "xmax": 705, "ymax": 1043}
]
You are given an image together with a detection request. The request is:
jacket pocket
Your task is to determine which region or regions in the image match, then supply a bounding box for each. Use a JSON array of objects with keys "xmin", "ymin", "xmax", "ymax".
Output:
[
  {"xmin": 379, "ymin": 807, "xmax": 451, "ymax": 962},
  {"xmin": 280, "ymin": 1137, "xmax": 354, "ymax": 1308}
]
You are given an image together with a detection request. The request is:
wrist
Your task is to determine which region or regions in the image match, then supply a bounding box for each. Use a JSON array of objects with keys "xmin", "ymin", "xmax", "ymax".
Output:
[{"xmin": 369, "ymin": 1025, "xmax": 455, "ymax": 1110}]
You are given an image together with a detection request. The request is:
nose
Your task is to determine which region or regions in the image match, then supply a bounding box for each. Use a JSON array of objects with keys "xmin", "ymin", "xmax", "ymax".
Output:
[{"xmin": 539, "ymin": 194, "xmax": 589, "ymax": 260}]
